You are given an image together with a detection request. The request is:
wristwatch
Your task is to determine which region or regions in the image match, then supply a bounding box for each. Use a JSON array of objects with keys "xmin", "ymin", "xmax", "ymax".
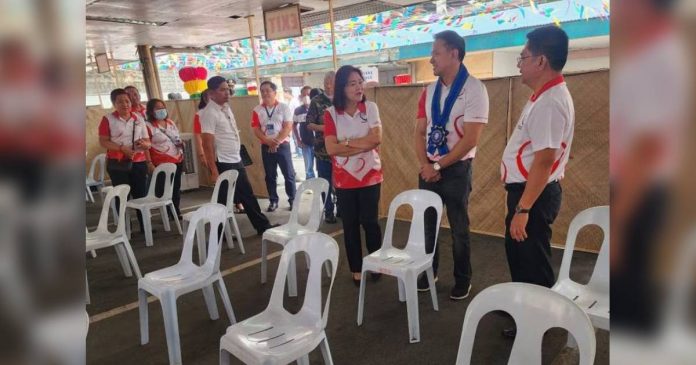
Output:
[
  {"xmin": 515, "ymin": 205, "xmax": 530, "ymax": 214},
  {"xmin": 433, "ymin": 162, "xmax": 442, "ymax": 172}
]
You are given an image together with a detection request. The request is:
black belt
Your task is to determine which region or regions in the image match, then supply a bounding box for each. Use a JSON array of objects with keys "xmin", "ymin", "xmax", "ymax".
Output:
[{"xmin": 505, "ymin": 180, "xmax": 559, "ymax": 190}]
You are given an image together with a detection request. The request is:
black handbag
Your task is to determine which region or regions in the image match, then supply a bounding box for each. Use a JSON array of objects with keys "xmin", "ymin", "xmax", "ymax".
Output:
[
  {"xmin": 240, "ymin": 144, "xmax": 253, "ymax": 166},
  {"xmin": 107, "ymin": 119, "xmax": 136, "ymax": 172}
]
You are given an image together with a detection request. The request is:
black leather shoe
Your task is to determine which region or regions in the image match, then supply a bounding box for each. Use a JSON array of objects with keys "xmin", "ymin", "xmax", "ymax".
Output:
[
  {"xmin": 325, "ymin": 214, "xmax": 337, "ymax": 224},
  {"xmin": 266, "ymin": 202, "xmax": 278, "ymax": 212},
  {"xmin": 502, "ymin": 327, "xmax": 517, "ymax": 338},
  {"xmin": 352, "ymin": 277, "xmax": 361, "ymax": 287},
  {"xmin": 257, "ymin": 223, "xmax": 280, "ymax": 236}
]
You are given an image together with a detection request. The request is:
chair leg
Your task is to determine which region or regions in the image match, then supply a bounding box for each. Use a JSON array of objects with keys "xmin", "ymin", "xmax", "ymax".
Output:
[
  {"xmin": 426, "ymin": 268, "xmax": 438, "ymax": 311},
  {"xmin": 319, "ymin": 337, "xmax": 334, "ymax": 365},
  {"xmin": 220, "ymin": 349, "xmax": 231, "ymax": 365},
  {"xmin": 230, "ymin": 216, "xmax": 245, "ymax": 254},
  {"xmin": 86, "ymin": 186, "xmax": 94, "ymax": 203},
  {"xmin": 196, "ymin": 223, "xmax": 207, "ymax": 265},
  {"xmin": 566, "ymin": 332, "xmax": 579, "ymax": 349},
  {"xmin": 160, "ymin": 206, "xmax": 171, "ymax": 232},
  {"xmin": 114, "ymin": 244, "xmax": 133, "ymax": 277},
  {"xmin": 126, "ymin": 209, "xmax": 132, "ymax": 239},
  {"xmin": 138, "ymin": 289, "xmax": 149, "ymax": 345},
  {"xmin": 357, "ymin": 269, "xmax": 368, "ymax": 326},
  {"xmin": 297, "ymin": 354, "xmax": 309, "ymax": 365},
  {"xmin": 398, "ymin": 278, "xmax": 406, "ymax": 302},
  {"xmin": 160, "ymin": 293, "xmax": 182, "ymax": 365},
  {"xmin": 110, "ymin": 200, "xmax": 118, "ymax": 228},
  {"xmin": 224, "ymin": 223, "xmax": 235, "ymax": 249},
  {"xmin": 405, "ymin": 272, "xmax": 420, "ymax": 343},
  {"xmin": 287, "ymin": 254, "xmax": 298, "ymax": 297},
  {"xmin": 142, "ymin": 209, "xmax": 154, "ymax": 247},
  {"xmin": 216, "ymin": 278, "xmax": 237, "ymax": 324},
  {"xmin": 169, "ymin": 203, "xmax": 182, "ymax": 235},
  {"xmin": 121, "ymin": 238, "xmax": 142, "ymax": 279},
  {"xmin": 90, "ymin": 250, "xmax": 97, "ymax": 258},
  {"xmin": 85, "ymin": 274, "xmax": 90, "ymax": 305},
  {"xmin": 202, "ymin": 285, "xmax": 220, "ymax": 320},
  {"xmin": 323, "ymin": 261, "xmax": 331, "ymax": 278},
  {"xmin": 261, "ymin": 239, "xmax": 268, "ymax": 284}
]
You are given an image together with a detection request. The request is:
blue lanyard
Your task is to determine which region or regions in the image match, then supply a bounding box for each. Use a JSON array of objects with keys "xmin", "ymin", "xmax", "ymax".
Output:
[{"xmin": 428, "ymin": 65, "xmax": 469, "ymax": 156}]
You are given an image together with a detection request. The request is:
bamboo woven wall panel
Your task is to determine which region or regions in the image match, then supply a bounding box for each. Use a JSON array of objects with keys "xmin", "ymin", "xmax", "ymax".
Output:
[{"xmin": 229, "ymin": 96, "xmax": 269, "ymax": 198}]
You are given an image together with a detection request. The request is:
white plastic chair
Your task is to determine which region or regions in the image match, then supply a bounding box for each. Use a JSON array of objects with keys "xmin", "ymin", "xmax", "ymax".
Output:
[
  {"xmin": 86, "ymin": 185, "xmax": 142, "ymax": 299},
  {"xmin": 552, "ymin": 206, "xmax": 609, "ymax": 332},
  {"xmin": 455, "ymin": 282, "xmax": 596, "ymax": 365},
  {"xmin": 182, "ymin": 170, "xmax": 244, "ymax": 260},
  {"xmin": 220, "ymin": 232, "xmax": 339, "ymax": 365},
  {"xmin": 357, "ymin": 189, "xmax": 443, "ymax": 343},
  {"xmin": 126, "ymin": 162, "xmax": 182, "ymax": 247},
  {"xmin": 86, "ymin": 153, "xmax": 106, "ymax": 203},
  {"xmin": 261, "ymin": 178, "xmax": 329, "ymax": 297},
  {"xmin": 138, "ymin": 203, "xmax": 236, "ymax": 365}
]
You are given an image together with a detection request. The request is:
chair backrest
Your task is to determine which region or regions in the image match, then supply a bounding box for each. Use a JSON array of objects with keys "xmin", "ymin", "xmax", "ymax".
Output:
[
  {"xmin": 88, "ymin": 153, "xmax": 106, "ymax": 183},
  {"xmin": 556, "ymin": 206, "xmax": 609, "ymax": 293},
  {"xmin": 456, "ymin": 282, "xmax": 596, "ymax": 365},
  {"xmin": 95, "ymin": 184, "xmax": 130, "ymax": 235},
  {"xmin": 267, "ymin": 233, "xmax": 339, "ymax": 329},
  {"xmin": 382, "ymin": 189, "xmax": 443, "ymax": 257},
  {"xmin": 179, "ymin": 203, "xmax": 228, "ymax": 275},
  {"xmin": 210, "ymin": 169, "xmax": 239, "ymax": 212},
  {"xmin": 287, "ymin": 178, "xmax": 329, "ymax": 233},
  {"xmin": 145, "ymin": 163, "xmax": 177, "ymax": 200}
]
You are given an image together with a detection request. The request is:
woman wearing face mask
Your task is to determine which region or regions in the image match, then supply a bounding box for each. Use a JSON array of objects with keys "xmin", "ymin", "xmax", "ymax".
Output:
[
  {"xmin": 99, "ymin": 88, "xmax": 151, "ymax": 232},
  {"xmin": 144, "ymin": 98, "xmax": 184, "ymax": 218},
  {"xmin": 324, "ymin": 65, "xmax": 384, "ymax": 286}
]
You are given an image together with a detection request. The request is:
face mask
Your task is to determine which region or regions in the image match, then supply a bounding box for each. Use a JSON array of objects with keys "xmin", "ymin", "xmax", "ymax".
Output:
[{"xmin": 154, "ymin": 109, "xmax": 168, "ymax": 120}]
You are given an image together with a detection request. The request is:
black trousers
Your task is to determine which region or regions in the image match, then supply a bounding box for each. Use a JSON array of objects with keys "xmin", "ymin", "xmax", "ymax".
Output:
[
  {"xmin": 315, "ymin": 159, "xmax": 336, "ymax": 217},
  {"xmin": 418, "ymin": 160, "xmax": 473, "ymax": 288},
  {"xmin": 336, "ymin": 184, "xmax": 382, "ymax": 273},
  {"xmin": 261, "ymin": 142, "xmax": 296, "ymax": 206},
  {"xmin": 216, "ymin": 162, "xmax": 270, "ymax": 232},
  {"xmin": 107, "ymin": 160, "xmax": 148, "ymax": 231},
  {"xmin": 151, "ymin": 162, "xmax": 182, "ymax": 215},
  {"xmin": 504, "ymin": 181, "xmax": 562, "ymax": 288}
]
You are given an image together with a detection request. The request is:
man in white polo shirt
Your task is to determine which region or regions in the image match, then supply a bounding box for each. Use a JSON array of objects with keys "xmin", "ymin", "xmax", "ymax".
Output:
[
  {"xmin": 501, "ymin": 26, "xmax": 574, "ymax": 325},
  {"xmin": 414, "ymin": 30, "xmax": 489, "ymax": 300},
  {"xmin": 200, "ymin": 76, "xmax": 274, "ymax": 235},
  {"xmin": 251, "ymin": 81, "xmax": 297, "ymax": 212}
]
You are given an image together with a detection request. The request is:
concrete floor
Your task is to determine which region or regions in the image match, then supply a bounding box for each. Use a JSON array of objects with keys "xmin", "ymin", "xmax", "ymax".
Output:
[{"xmin": 86, "ymin": 155, "xmax": 608, "ymax": 364}]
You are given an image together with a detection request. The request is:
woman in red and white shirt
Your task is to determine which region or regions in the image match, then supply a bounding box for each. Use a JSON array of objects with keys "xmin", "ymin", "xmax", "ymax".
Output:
[
  {"xmin": 144, "ymin": 99, "xmax": 184, "ymax": 217},
  {"xmin": 325, "ymin": 65, "xmax": 383, "ymax": 285},
  {"xmin": 98, "ymin": 88, "xmax": 151, "ymax": 231}
]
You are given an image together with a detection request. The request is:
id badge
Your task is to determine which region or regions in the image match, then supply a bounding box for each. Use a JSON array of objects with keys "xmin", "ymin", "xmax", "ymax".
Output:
[{"xmin": 265, "ymin": 123, "xmax": 275, "ymax": 136}]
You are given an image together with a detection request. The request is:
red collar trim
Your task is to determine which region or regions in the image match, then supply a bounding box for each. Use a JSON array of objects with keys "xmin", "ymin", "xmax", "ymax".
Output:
[
  {"xmin": 530, "ymin": 76, "xmax": 565, "ymax": 102},
  {"xmin": 113, "ymin": 111, "xmax": 136, "ymax": 121},
  {"xmin": 337, "ymin": 101, "xmax": 367, "ymax": 116}
]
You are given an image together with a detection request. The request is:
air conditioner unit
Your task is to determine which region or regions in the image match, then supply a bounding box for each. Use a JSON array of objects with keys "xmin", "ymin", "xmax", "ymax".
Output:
[{"xmin": 180, "ymin": 133, "xmax": 199, "ymax": 191}]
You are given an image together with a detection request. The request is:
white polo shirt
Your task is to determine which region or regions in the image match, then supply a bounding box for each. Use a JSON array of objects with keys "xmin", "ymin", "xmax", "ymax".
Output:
[
  {"xmin": 501, "ymin": 76, "xmax": 575, "ymax": 184},
  {"xmin": 417, "ymin": 75, "xmax": 489, "ymax": 161},
  {"xmin": 324, "ymin": 101, "xmax": 383, "ymax": 189},
  {"xmin": 199, "ymin": 101, "xmax": 241, "ymax": 163},
  {"xmin": 98, "ymin": 111, "xmax": 149, "ymax": 162},
  {"xmin": 251, "ymin": 101, "xmax": 293, "ymax": 144}
]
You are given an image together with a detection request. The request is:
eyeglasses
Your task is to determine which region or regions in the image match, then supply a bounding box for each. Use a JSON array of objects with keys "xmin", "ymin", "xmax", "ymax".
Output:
[{"xmin": 517, "ymin": 54, "xmax": 541, "ymax": 64}]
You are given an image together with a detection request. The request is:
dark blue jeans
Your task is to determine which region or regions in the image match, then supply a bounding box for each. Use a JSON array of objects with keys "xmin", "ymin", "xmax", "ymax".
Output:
[
  {"xmin": 418, "ymin": 159, "xmax": 473, "ymax": 288},
  {"xmin": 315, "ymin": 158, "xmax": 335, "ymax": 217},
  {"xmin": 261, "ymin": 142, "xmax": 296, "ymax": 206}
]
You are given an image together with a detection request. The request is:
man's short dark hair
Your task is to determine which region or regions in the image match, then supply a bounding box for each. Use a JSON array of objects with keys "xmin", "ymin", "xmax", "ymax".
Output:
[
  {"xmin": 207, "ymin": 76, "xmax": 227, "ymax": 91},
  {"xmin": 526, "ymin": 25, "xmax": 569, "ymax": 72},
  {"xmin": 433, "ymin": 30, "xmax": 466, "ymax": 62},
  {"xmin": 301, "ymin": 85, "xmax": 312, "ymax": 93},
  {"xmin": 260, "ymin": 80, "xmax": 277, "ymax": 91},
  {"xmin": 309, "ymin": 88, "xmax": 323, "ymax": 99},
  {"xmin": 110, "ymin": 88, "xmax": 129, "ymax": 103}
]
